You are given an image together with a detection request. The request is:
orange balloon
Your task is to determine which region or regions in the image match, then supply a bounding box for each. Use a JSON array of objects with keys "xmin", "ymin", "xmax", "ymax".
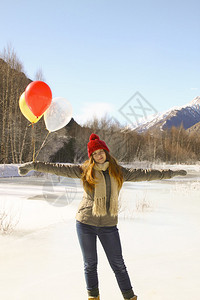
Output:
[{"xmin": 25, "ymin": 81, "xmax": 52, "ymax": 117}]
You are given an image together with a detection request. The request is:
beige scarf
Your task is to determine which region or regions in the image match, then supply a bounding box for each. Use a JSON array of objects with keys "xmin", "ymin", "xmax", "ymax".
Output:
[{"xmin": 92, "ymin": 162, "xmax": 119, "ymax": 217}]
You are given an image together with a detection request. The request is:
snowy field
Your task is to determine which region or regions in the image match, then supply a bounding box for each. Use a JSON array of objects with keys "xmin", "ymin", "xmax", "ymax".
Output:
[{"xmin": 0, "ymin": 163, "xmax": 200, "ymax": 300}]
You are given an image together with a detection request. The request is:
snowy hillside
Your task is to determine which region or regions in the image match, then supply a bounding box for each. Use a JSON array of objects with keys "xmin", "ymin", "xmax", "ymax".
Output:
[{"xmin": 134, "ymin": 96, "xmax": 200, "ymax": 132}]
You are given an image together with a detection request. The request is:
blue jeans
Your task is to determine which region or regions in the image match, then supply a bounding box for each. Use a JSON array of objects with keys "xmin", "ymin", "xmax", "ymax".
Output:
[{"xmin": 76, "ymin": 221, "xmax": 134, "ymax": 298}]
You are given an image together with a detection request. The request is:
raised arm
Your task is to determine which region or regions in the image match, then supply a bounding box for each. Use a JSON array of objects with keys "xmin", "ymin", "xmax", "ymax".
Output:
[
  {"xmin": 121, "ymin": 166, "xmax": 187, "ymax": 182},
  {"xmin": 18, "ymin": 161, "xmax": 82, "ymax": 178}
]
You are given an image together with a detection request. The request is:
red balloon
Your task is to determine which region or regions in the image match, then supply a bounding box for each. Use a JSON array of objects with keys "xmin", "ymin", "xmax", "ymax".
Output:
[{"xmin": 25, "ymin": 81, "xmax": 52, "ymax": 117}]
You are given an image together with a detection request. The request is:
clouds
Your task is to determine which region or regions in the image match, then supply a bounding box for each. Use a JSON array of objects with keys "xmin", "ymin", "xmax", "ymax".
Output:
[{"xmin": 74, "ymin": 101, "xmax": 114, "ymax": 125}]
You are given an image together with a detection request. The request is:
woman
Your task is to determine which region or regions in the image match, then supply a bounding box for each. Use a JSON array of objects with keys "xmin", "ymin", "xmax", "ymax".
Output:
[{"xmin": 19, "ymin": 133, "xmax": 187, "ymax": 300}]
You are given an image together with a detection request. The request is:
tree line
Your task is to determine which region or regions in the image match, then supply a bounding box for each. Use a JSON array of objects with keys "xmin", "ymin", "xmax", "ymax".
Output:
[
  {"xmin": 50, "ymin": 115, "xmax": 200, "ymax": 164},
  {"xmin": 65, "ymin": 116, "xmax": 200, "ymax": 164}
]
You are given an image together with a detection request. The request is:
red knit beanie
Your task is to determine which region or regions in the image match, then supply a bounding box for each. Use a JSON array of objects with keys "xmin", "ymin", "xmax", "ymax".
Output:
[{"xmin": 87, "ymin": 133, "xmax": 110, "ymax": 157}]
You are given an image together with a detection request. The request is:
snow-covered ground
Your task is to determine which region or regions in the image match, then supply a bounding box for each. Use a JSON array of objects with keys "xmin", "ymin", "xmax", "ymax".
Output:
[{"xmin": 0, "ymin": 163, "xmax": 200, "ymax": 300}]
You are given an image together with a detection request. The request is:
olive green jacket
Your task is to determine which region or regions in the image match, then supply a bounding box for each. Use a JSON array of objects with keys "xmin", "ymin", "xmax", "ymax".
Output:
[{"xmin": 32, "ymin": 161, "xmax": 176, "ymax": 227}]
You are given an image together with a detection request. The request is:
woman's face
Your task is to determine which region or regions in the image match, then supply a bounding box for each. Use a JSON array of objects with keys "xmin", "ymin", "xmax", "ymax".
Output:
[{"xmin": 92, "ymin": 149, "xmax": 106, "ymax": 164}]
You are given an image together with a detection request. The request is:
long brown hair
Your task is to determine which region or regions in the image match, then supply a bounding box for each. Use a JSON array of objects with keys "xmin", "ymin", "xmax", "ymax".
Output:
[{"xmin": 81, "ymin": 150, "xmax": 123, "ymax": 192}]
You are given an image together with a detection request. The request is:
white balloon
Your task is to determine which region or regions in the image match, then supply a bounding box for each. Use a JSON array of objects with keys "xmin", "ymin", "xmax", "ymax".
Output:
[{"xmin": 44, "ymin": 97, "xmax": 72, "ymax": 132}]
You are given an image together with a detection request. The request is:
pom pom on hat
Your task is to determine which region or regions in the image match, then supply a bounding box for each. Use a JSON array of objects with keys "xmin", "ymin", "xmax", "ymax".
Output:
[
  {"xmin": 89, "ymin": 133, "xmax": 100, "ymax": 141},
  {"xmin": 87, "ymin": 133, "xmax": 110, "ymax": 157}
]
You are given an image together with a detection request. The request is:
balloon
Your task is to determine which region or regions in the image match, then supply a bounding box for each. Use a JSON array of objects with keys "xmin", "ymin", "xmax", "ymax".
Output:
[
  {"xmin": 19, "ymin": 92, "xmax": 43, "ymax": 123},
  {"xmin": 44, "ymin": 97, "xmax": 72, "ymax": 132},
  {"xmin": 25, "ymin": 81, "xmax": 52, "ymax": 117}
]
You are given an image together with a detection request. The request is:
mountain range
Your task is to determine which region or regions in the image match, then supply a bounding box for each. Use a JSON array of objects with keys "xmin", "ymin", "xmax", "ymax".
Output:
[{"xmin": 133, "ymin": 96, "xmax": 200, "ymax": 133}]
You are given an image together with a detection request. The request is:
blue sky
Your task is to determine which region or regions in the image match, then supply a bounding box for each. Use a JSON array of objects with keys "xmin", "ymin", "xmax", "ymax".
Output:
[{"xmin": 1, "ymin": 0, "xmax": 200, "ymax": 126}]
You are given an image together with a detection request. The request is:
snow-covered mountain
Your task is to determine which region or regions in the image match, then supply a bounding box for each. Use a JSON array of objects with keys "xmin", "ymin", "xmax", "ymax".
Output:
[{"xmin": 134, "ymin": 96, "xmax": 200, "ymax": 133}]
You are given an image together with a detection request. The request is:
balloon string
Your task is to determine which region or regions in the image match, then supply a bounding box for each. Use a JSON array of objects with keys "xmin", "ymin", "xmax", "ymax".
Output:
[
  {"xmin": 32, "ymin": 124, "xmax": 36, "ymax": 162},
  {"xmin": 34, "ymin": 131, "xmax": 50, "ymax": 161}
]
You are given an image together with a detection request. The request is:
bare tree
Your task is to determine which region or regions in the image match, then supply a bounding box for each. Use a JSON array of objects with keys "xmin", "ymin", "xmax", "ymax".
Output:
[
  {"xmin": 0, "ymin": 43, "xmax": 25, "ymax": 73},
  {"xmin": 0, "ymin": 45, "xmax": 30, "ymax": 163},
  {"xmin": 34, "ymin": 68, "xmax": 45, "ymax": 81}
]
